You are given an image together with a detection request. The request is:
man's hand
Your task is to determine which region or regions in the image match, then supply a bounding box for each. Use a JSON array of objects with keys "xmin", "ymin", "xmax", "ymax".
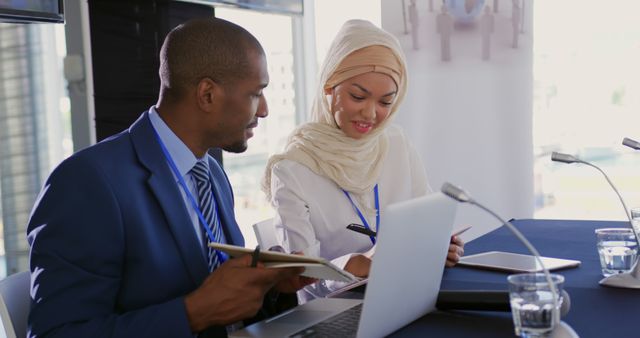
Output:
[
  {"xmin": 344, "ymin": 254, "xmax": 371, "ymax": 278},
  {"xmin": 446, "ymin": 235, "xmax": 465, "ymax": 267},
  {"xmin": 184, "ymin": 255, "xmax": 301, "ymax": 332}
]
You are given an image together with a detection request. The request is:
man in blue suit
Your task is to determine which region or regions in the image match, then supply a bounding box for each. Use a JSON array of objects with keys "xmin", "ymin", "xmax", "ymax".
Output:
[{"xmin": 27, "ymin": 18, "xmax": 308, "ymax": 337}]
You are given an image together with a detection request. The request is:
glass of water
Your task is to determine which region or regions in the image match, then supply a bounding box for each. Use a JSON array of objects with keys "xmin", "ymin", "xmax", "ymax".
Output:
[
  {"xmin": 508, "ymin": 273, "xmax": 564, "ymax": 338},
  {"xmin": 630, "ymin": 208, "xmax": 640, "ymax": 236},
  {"xmin": 595, "ymin": 228, "xmax": 638, "ymax": 277}
]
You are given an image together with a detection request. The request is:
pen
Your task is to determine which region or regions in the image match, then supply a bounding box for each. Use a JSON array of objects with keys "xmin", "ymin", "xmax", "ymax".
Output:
[
  {"xmin": 346, "ymin": 223, "xmax": 377, "ymax": 238},
  {"xmin": 452, "ymin": 225, "xmax": 472, "ymax": 237}
]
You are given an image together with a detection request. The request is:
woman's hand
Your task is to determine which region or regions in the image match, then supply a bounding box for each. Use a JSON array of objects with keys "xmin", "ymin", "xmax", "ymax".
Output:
[
  {"xmin": 344, "ymin": 254, "xmax": 372, "ymax": 277},
  {"xmin": 446, "ymin": 235, "xmax": 465, "ymax": 267}
]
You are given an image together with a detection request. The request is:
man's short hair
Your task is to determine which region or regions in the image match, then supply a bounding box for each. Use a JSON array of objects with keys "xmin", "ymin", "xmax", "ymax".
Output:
[{"xmin": 159, "ymin": 17, "xmax": 264, "ymax": 98}]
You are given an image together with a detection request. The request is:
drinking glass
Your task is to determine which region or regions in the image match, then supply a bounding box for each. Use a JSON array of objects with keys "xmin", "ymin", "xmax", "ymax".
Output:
[
  {"xmin": 508, "ymin": 273, "xmax": 564, "ymax": 338},
  {"xmin": 595, "ymin": 228, "xmax": 638, "ymax": 277}
]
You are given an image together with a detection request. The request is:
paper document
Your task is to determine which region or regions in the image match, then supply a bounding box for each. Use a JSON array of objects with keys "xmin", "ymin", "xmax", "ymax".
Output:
[{"xmin": 209, "ymin": 243, "xmax": 357, "ymax": 283}]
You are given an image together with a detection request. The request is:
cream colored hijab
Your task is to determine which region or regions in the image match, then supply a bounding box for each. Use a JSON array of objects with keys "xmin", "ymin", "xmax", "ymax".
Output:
[{"xmin": 262, "ymin": 20, "xmax": 408, "ymax": 215}]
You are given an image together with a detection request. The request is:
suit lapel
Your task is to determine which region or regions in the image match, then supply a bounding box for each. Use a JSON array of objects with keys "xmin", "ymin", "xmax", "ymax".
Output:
[{"xmin": 129, "ymin": 112, "xmax": 209, "ymax": 285}]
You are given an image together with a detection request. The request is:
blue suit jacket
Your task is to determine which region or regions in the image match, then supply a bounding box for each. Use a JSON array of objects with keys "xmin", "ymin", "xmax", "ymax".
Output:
[{"xmin": 27, "ymin": 112, "xmax": 244, "ymax": 337}]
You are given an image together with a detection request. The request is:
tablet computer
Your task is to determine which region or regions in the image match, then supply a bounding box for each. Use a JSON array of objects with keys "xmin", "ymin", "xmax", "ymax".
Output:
[{"xmin": 458, "ymin": 251, "xmax": 581, "ymax": 273}]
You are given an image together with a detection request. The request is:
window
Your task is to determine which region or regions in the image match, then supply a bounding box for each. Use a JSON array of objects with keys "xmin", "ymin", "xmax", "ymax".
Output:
[
  {"xmin": 533, "ymin": 1, "xmax": 640, "ymax": 220},
  {"xmin": 0, "ymin": 23, "xmax": 72, "ymax": 278},
  {"xmin": 313, "ymin": 0, "xmax": 380, "ymax": 65},
  {"xmin": 216, "ymin": 8, "xmax": 298, "ymax": 247}
]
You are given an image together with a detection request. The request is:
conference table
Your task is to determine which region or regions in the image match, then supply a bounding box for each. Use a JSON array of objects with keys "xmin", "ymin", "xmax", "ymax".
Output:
[{"xmin": 388, "ymin": 219, "xmax": 638, "ymax": 338}]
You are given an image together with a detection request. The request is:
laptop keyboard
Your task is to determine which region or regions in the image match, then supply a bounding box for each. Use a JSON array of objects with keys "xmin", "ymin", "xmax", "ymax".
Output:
[{"xmin": 289, "ymin": 303, "xmax": 363, "ymax": 338}]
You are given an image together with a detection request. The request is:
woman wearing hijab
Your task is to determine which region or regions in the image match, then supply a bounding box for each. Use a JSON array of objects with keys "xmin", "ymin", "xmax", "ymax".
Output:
[{"xmin": 262, "ymin": 20, "xmax": 464, "ymax": 285}]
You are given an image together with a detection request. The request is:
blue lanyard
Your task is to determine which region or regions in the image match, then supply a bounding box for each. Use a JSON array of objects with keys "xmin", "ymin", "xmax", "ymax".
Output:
[
  {"xmin": 152, "ymin": 128, "xmax": 226, "ymax": 264},
  {"xmin": 342, "ymin": 184, "xmax": 379, "ymax": 245}
]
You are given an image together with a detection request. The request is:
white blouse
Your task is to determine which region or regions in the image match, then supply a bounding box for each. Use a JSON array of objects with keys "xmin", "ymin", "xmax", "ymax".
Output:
[{"xmin": 270, "ymin": 125, "xmax": 432, "ymax": 269}]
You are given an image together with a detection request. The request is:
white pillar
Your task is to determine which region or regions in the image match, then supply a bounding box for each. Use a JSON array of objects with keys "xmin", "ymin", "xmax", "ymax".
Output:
[{"xmin": 382, "ymin": 0, "xmax": 534, "ymax": 240}]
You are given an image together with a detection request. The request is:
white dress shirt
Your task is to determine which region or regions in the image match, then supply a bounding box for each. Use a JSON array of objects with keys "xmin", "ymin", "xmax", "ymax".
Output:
[{"xmin": 270, "ymin": 125, "xmax": 432, "ymax": 269}]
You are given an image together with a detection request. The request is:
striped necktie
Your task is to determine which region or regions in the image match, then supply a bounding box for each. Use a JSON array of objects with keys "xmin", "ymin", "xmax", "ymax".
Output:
[{"xmin": 191, "ymin": 160, "xmax": 223, "ymax": 272}]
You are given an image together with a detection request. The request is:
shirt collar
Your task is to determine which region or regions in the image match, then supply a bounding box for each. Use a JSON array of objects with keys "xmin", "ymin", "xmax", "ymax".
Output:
[{"xmin": 148, "ymin": 106, "xmax": 201, "ymax": 180}]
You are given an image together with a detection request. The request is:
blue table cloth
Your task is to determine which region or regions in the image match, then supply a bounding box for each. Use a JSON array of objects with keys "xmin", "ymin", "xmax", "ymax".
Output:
[{"xmin": 390, "ymin": 219, "xmax": 637, "ymax": 338}]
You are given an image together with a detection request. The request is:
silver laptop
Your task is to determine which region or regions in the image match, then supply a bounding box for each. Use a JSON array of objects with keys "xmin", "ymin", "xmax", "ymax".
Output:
[{"xmin": 231, "ymin": 192, "xmax": 457, "ymax": 338}]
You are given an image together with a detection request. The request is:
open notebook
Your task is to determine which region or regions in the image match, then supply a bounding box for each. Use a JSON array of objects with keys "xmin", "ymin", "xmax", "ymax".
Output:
[{"xmin": 209, "ymin": 243, "xmax": 357, "ymax": 283}]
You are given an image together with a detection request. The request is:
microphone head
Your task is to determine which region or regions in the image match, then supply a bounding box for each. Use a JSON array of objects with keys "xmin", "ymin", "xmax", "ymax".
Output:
[
  {"xmin": 623, "ymin": 137, "xmax": 640, "ymax": 150},
  {"xmin": 441, "ymin": 182, "xmax": 472, "ymax": 203},
  {"xmin": 551, "ymin": 152, "xmax": 579, "ymax": 164}
]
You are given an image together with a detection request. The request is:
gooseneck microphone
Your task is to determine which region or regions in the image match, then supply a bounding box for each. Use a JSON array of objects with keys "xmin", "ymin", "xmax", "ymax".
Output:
[
  {"xmin": 551, "ymin": 152, "xmax": 633, "ymax": 224},
  {"xmin": 551, "ymin": 151, "xmax": 640, "ymax": 289},
  {"xmin": 441, "ymin": 183, "xmax": 578, "ymax": 338},
  {"xmin": 623, "ymin": 137, "xmax": 640, "ymax": 150}
]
